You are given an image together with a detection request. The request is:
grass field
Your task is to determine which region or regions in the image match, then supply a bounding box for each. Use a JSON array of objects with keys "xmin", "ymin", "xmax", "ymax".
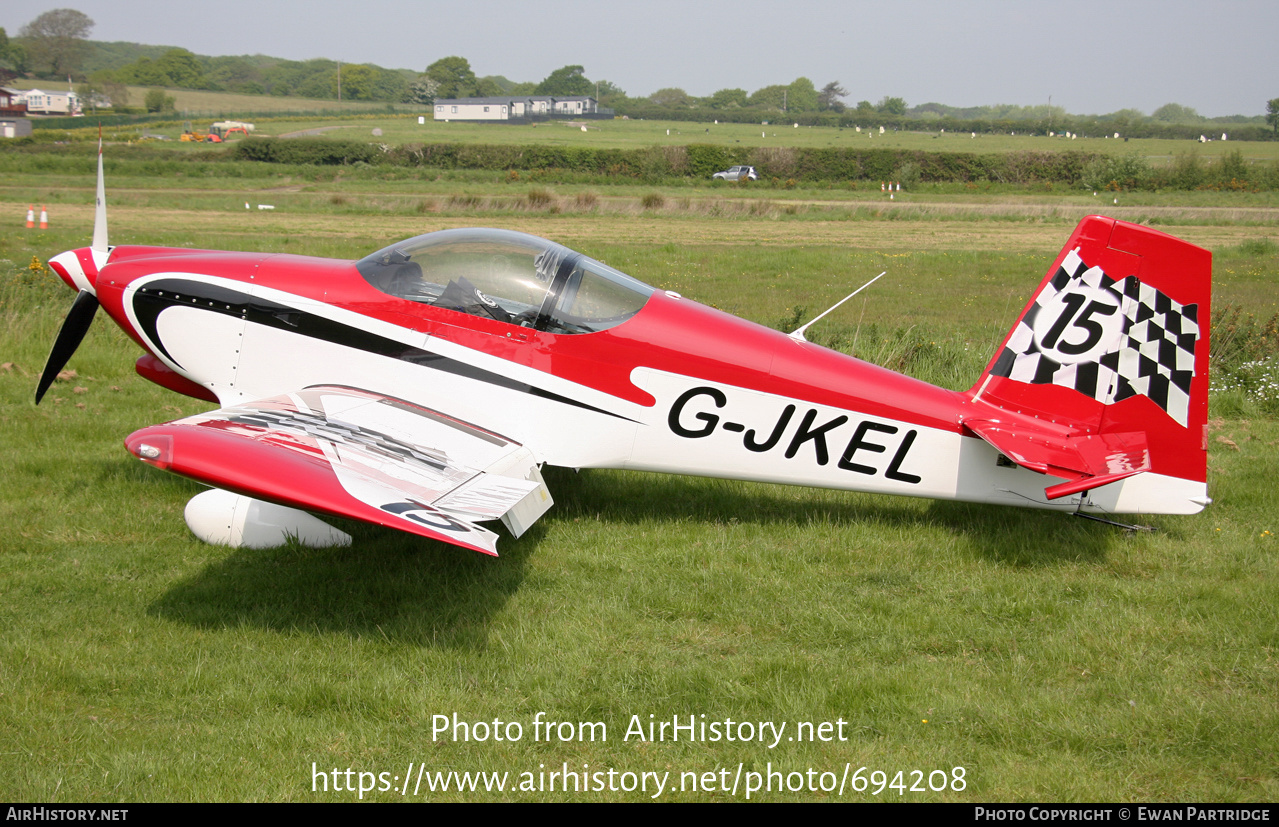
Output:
[
  {"xmin": 11, "ymin": 76, "xmax": 1274, "ymax": 159},
  {"xmin": 372, "ymin": 118, "xmax": 1279, "ymax": 163},
  {"xmin": 0, "ymin": 160, "xmax": 1276, "ymax": 802},
  {"xmin": 20, "ymin": 97, "xmax": 1279, "ymax": 164}
]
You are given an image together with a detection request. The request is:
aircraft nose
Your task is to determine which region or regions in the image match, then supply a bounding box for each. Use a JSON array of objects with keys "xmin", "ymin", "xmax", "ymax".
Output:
[{"xmin": 47, "ymin": 248, "xmax": 100, "ymax": 295}]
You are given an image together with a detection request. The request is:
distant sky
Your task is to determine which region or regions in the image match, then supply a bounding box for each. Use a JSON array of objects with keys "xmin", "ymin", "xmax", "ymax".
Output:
[{"xmin": 6, "ymin": 0, "xmax": 1276, "ymax": 117}]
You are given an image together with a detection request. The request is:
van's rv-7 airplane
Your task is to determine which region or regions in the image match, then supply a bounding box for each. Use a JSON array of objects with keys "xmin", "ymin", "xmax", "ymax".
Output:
[{"xmin": 38, "ymin": 149, "xmax": 1212, "ymax": 554}]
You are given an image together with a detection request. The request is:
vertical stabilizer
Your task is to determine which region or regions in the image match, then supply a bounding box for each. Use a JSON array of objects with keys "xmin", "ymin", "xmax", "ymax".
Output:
[{"xmin": 965, "ymin": 216, "xmax": 1211, "ymax": 512}]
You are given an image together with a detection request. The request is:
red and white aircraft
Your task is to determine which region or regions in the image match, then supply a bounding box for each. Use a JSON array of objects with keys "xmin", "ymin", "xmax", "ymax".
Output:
[{"xmin": 40, "ymin": 152, "xmax": 1212, "ymax": 554}]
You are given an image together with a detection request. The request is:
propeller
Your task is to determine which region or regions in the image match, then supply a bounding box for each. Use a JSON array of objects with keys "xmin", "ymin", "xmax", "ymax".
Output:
[
  {"xmin": 35, "ymin": 136, "xmax": 109, "ymax": 405},
  {"xmin": 35, "ymin": 289, "xmax": 100, "ymax": 404}
]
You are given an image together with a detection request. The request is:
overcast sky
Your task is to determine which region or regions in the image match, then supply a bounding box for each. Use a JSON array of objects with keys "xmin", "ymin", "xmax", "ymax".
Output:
[{"xmin": 6, "ymin": 0, "xmax": 1275, "ymax": 117}]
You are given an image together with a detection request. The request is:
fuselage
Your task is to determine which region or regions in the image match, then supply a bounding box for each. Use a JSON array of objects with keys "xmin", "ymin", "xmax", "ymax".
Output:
[{"xmin": 50, "ymin": 237, "xmax": 1203, "ymax": 517}]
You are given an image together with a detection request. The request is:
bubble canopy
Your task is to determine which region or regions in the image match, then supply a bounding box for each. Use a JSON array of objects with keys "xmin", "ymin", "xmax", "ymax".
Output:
[{"xmin": 356, "ymin": 228, "xmax": 655, "ymax": 335}]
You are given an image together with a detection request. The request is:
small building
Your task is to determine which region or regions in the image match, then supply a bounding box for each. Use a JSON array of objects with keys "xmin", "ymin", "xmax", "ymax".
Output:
[
  {"xmin": 0, "ymin": 87, "xmax": 28, "ymax": 118},
  {"xmin": 433, "ymin": 95, "xmax": 611, "ymax": 123},
  {"xmin": 18, "ymin": 88, "xmax": 81, "ymax": 116},
  {"xmin": 0, "ymin": 118, "xmax": 33, "ymax": 138}
]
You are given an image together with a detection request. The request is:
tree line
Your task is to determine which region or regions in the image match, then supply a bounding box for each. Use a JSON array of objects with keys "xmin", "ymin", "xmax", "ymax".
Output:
[{"xmin": 2, "ymin": 8, "xmax": 1273, "ymax": 135}]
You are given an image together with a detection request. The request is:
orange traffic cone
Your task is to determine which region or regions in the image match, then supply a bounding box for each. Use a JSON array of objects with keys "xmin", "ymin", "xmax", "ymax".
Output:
[
  {"xmin": 39, "ymin": 205, "xmax": 48, "ymax": 229},
  {"xmin": 25, "ymin": 205, "xmax": 34, "ymax": 228}
]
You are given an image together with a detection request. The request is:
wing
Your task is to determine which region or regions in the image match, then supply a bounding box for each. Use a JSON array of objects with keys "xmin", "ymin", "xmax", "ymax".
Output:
[{"xmin": 124, "ymin": 385, "xmax": 553, "ymax": 555}]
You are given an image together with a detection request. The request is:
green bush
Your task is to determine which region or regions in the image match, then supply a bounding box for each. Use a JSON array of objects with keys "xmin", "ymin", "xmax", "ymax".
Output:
[
  {"xmin": 892, "ymin": 162, "xmax": 921, "ymax": 188},
  {"xmin": 143, "ymin": 89, "xmax": 176, "ymax": 113},
  {"xmin": 233, "ymin": 138, "xmax": 380, "ymax": 165},
  {"xmin": 1081, "ymin": 153, "xmax": 1152, "ymax": 190},
  {"xmin": 1169, "ymin": 152, "xmax": 1205, "ymax": 189},
  {"xmin": 684, "ymin": 144, "xmax": 738, "ymax": 178}
]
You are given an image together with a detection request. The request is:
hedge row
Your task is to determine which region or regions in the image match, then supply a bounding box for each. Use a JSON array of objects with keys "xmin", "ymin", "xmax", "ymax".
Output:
[
  {"xmin": 1081, "ymin": 149, "xmax": 1279, "ymax": 191},
  {"xmin": 380, "ymin": 140, "xmax": 1104, "ymax": 184},
  {"xmin": 228, "ymin": 138, "xmax": 1279, "ymax": 189}
]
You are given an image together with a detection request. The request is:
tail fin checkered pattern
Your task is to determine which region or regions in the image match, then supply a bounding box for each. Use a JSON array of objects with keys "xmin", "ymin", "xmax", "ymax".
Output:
[{"xmin": 990, "ymin": 249, "xmax": 1200, "ymax": 427}]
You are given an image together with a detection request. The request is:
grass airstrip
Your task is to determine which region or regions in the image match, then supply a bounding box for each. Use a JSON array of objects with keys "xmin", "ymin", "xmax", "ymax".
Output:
[{"xmin": 0, "ymin": 129, "xmax": 1276, "ymax": 801}]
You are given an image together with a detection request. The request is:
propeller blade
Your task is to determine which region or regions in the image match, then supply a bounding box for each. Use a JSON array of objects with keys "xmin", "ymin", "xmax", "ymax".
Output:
[
  {"xmin": 92, "ymin": 137, "xmax": 108, "ymax": 253},
  {"xmin": 35, "ymin": 290, "xmax": 100, "ymax": 405}
]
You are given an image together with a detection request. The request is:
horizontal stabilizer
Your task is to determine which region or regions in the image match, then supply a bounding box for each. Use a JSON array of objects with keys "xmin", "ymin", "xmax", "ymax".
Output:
[{"xmin": 965, "ymin": 418, "xmax": 1149, "ymax": 500}]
